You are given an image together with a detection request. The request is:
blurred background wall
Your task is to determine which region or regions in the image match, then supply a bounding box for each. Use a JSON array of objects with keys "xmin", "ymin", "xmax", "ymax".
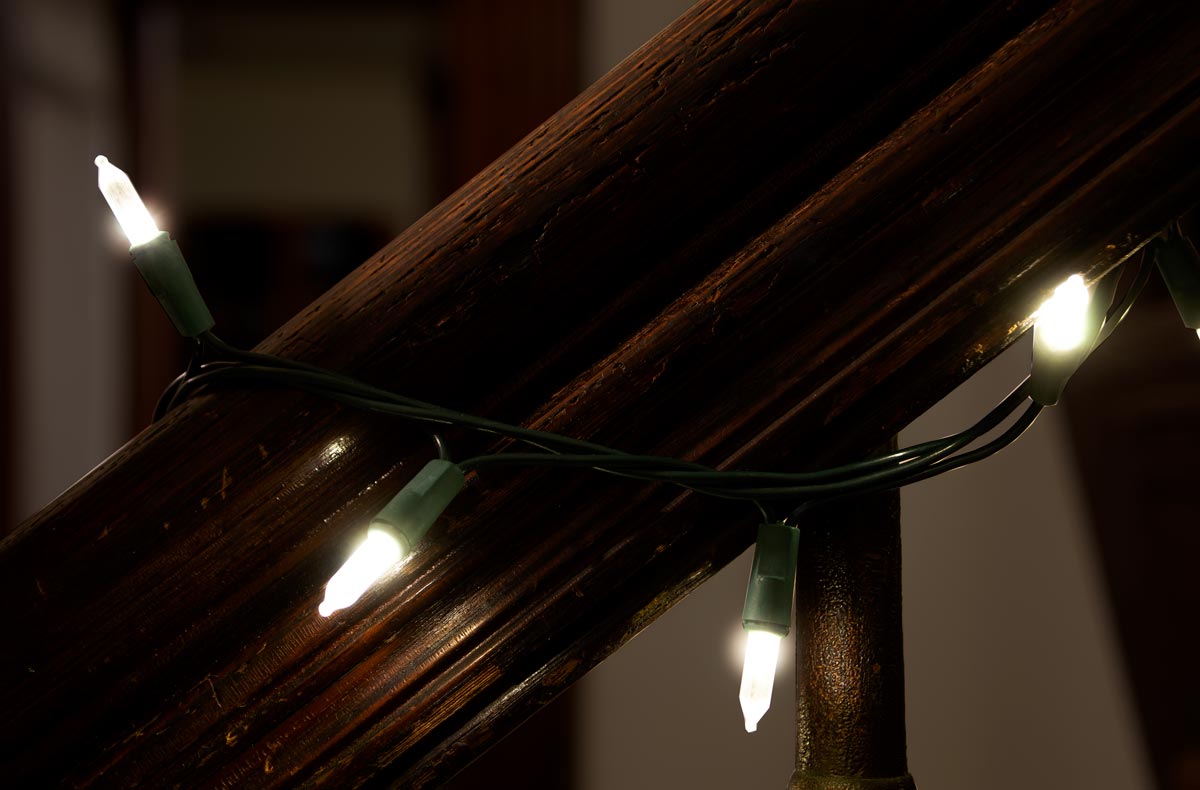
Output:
[
  {"xmin": 6, "ymin": 0, "xmax": 125, "ymax": 518},
  {"xmin": 3, "ymin": 0, "xmax": 1186, "ymax": 787}
]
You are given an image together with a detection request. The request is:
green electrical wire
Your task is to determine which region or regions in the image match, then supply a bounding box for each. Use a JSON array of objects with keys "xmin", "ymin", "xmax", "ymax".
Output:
[
  {"xmin": 1096, "ymin": 246, "xmax": 1153, "ymax": 346},
  {"xmin": 150, "ymin": 254, "xmax": 1144, "ymax": 520},
  {"xmin": 157, "ymin": 342, "xmax": 1030, "ymax": 513}
]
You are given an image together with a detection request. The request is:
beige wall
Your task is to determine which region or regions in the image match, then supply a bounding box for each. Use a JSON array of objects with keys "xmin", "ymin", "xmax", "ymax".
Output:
[
  {"xmin": 582, "ymin": 0, "xmax": 699, "ymax": 85},
  {"xmin": 901, "ymin": 338, "xmax": 1150, "ymax": 789}
]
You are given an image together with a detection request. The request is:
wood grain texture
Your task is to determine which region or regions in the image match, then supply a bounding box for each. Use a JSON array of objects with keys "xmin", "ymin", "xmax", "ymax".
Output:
[{"xmin": 2, "ymin": 0, "xmax": 1200, "ymax": 786}]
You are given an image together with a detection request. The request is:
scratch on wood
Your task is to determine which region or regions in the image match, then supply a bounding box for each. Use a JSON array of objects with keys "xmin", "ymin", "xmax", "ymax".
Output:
[
  {"xmin": 206, "ymin": 676, "xmax": 222, "ymax": 709},
  {"xmin": 220, "ymin": 467, "xmax": 231, "ymax": 501}
]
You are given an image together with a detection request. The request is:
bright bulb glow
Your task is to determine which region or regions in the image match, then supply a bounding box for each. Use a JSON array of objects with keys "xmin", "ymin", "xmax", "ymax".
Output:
[
  {"xmin": 1195, "ymin": 328, "xmax": 1200, "ymax": 342},
  {"xmin": 1035, "ymin": 274, "xmax": 1091, "ymax": 352},
  {"xmin": 318, "ymin": 527, "xmax": 404, "ymax": 617},
  {"xmin": 739, "ymin": 629, "xmax": 782, "ymax": 733},
  {"xmin": 95, "ymin": 155, "xmax": 161, "ymax": 246}
]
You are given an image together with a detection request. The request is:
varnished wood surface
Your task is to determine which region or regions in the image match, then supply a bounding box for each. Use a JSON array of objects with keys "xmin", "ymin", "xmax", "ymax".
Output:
[{"xmin": 2, "ymin": 0, "xmax": 1200, "ymax": 786}]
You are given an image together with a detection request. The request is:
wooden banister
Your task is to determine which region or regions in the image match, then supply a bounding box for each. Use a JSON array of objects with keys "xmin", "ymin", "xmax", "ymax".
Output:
[{"xmin": 2, "ymin": 0, "xmax": 1199, "ymax": 786}]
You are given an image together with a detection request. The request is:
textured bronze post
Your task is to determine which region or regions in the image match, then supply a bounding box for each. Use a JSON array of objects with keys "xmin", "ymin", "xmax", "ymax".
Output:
[{"xmin": 791, "ymin": 467, "xmax": 914, "ymax": 790}]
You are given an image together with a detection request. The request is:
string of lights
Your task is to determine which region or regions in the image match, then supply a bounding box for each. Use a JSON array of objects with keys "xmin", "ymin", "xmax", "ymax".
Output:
[{"xmin": 94, "ymin": 154, "xmax": 1200, "ymax": 737}]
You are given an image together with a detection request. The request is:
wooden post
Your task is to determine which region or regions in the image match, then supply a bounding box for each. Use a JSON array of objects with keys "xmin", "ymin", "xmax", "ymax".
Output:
[
  {"xmin": 2, "ymin": 1, "xmax": 1200, "ymax": 786},
  {"xmin": 791, "ymin": 449, "xmax": 914, "ymax": 790}
]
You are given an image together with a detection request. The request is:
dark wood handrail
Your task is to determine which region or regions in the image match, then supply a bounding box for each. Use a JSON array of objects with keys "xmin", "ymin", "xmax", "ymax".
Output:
[{"xmin": 2, "ymin": 0, "xmax": 1199, "ymax": 786}]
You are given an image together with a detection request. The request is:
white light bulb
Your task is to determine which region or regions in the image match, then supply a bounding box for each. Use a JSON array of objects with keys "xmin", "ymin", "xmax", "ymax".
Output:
[
  {"xmin": 739, "ymin": 629, "xmax": 782, "ymax": 733},
  {"xmin": 1195, "ymin": 328, "xmax": 1200, "ymax": 342},
  {"xmin": 1035, "ymin": 274, "xmax": 1091, "ymax": 352},
  {"xmin": 318, "ymin": 527, "xmax": 405, "ymax": 617},
  {"xmin": 95, "ymin": 155, "xmax": 161, "ymax": 246}
]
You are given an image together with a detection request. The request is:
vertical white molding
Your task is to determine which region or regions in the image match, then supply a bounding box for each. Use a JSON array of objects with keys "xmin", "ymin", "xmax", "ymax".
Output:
[{"xmin": 10, "ymin": 0, "xmax": 126, "ymax": 519}]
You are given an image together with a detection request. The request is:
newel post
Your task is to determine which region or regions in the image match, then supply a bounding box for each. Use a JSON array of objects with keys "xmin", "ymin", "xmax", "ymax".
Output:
[{"xmin": 790, "ymin": 446, "xmax": 915, "ymax": 790}]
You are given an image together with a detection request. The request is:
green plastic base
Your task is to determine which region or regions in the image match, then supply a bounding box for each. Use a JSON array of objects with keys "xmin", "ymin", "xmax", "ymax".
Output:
[
  {"xmin": 371, "ymin": 459, "xmax": 465, "ymax": 551},
  {"xmin": 130, "ymin": 232, "xmax": 215, "ymax": 337},
  {"xmin": 742, "ymin": 522, "xmax": 800, "ymax": 636}
]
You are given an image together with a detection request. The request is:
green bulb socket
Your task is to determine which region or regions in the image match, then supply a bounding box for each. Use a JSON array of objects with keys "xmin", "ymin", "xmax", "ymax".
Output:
[
  {"xmin": 1028, "ymin": 268, "xmax": 1120, "ymax": 406},
  {"xmin": 370, "ymin": 459, "xmax": 465, "ymax": 553},
  {"xmin": 741, "ymin": 522, "xmax": 800, "ymax": 637},
  {"xmin": 1155, "ymin": 227, "xmax": 1200, "ymax": 329},
  {"xmin": 130, "ymin": 231, "xmax": 215, "ymax": 338}
]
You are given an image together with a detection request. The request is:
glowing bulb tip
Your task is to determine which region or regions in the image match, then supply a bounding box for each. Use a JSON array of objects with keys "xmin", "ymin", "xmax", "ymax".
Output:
[
  {"xmin": 739, "ymin": 629, "xmax": 781, "ymax": 735},
  {"xmin": 94, "ymin": 153, "xmax": 161, "ymax": 245},
  {"xmin": 316, "ymin": 527, "xmax": 403, "ymax": 618}
]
